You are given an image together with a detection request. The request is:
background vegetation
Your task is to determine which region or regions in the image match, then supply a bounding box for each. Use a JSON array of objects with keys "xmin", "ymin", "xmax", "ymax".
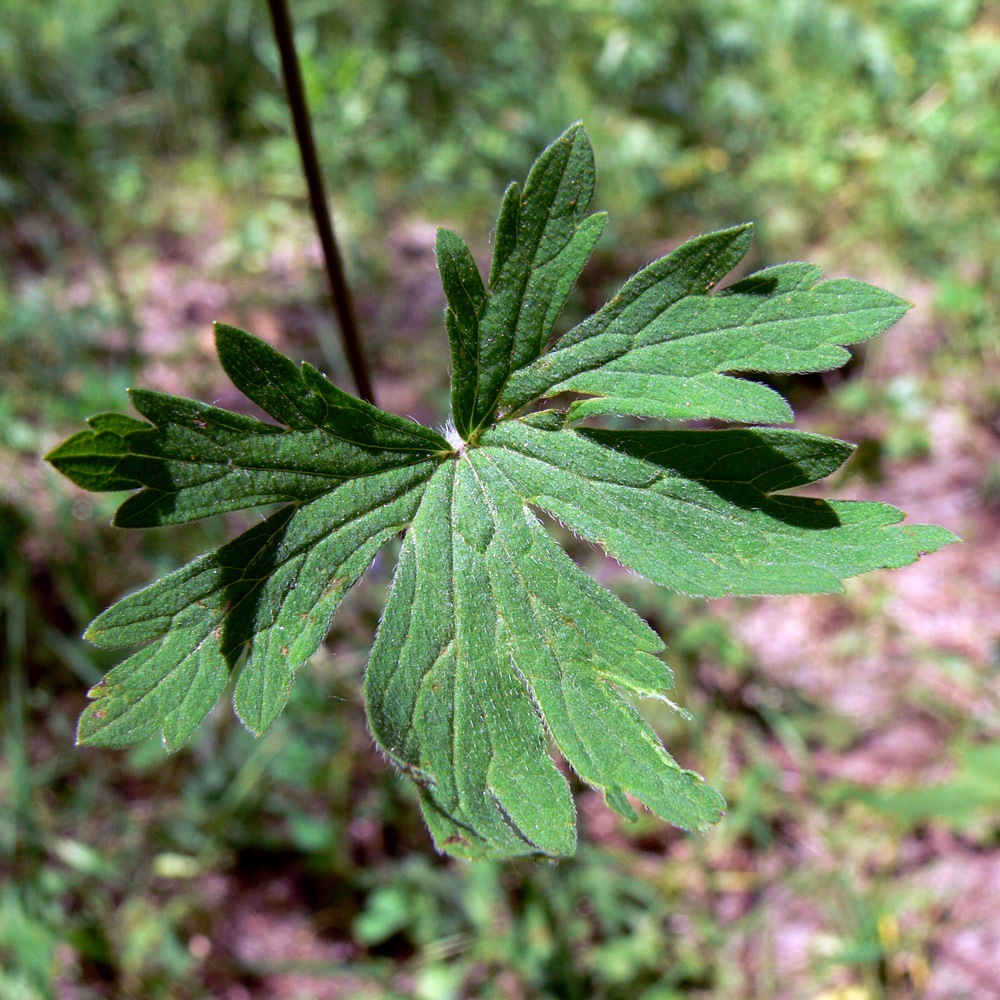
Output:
[{"xmin": 2, "ymin": 0, "xmax": 999, "ymax": 997}]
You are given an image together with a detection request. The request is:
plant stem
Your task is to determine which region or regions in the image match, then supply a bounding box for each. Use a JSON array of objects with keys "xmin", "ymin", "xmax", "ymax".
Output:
[{"xmin": 265, "ymin": 0, "xmax": 375, "ymax": 404}]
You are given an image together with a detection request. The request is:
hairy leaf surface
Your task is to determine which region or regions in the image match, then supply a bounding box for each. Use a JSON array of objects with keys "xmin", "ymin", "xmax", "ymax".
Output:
[{"xmin": 48, "ymin": 124, "xmax": 956, "ymax": 859}]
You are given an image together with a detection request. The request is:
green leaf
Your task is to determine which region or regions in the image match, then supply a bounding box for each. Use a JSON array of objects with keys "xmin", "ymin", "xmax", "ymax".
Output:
[
  {"xmin": 48, "ymin": 124, "xmax": 957, "ymax": 860},
  {"xmin": 501, "ymin": 256, "xmax": 910, "ymax": 423},
  {"xmin": 479, "ymin": 421, "xmax": 953, "ymax": 598},
  {"xmin": 47, "ymin": 324, "xmax": 449, "ymax": 527},
  {"xmin": 444, "ymin": 123, "xmax": 606, "ymax": 439},
  {"xmin": 366, "ymin": 463, "xmax": 579, "ymax": 859},
  {"xmin": 79, "ymin": 462, "xmax": 433, "ymax": 749}
]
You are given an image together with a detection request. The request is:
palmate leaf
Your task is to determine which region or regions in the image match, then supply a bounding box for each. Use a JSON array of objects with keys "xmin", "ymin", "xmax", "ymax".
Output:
[{"xmin": 47, "ymin": 124, "xmax": 956, "ymax": 860}]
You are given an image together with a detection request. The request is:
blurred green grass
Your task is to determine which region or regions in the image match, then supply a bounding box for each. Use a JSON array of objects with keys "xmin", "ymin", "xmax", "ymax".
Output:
[{"xmin": 3, "ymin": 0, "xmax": 1000, "ymax": 997}]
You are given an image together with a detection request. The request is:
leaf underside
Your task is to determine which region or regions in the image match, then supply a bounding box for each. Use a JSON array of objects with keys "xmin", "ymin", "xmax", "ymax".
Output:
[{"xmin": 47, "ymin": 123, "xmax": 956, "ymax": 860}]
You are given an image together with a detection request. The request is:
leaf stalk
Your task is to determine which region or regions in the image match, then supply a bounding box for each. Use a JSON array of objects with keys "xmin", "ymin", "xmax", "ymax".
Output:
[{"xmin": 265, "ymin": 0, "xmax": 375, "ymax": 404}]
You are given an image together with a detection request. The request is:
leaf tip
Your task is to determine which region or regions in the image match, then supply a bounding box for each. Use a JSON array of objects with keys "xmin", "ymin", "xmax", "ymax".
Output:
[
  {"xmin": 908, "ymin": 523, "xmax": 961, "ymax": 555},
  {"xmin": 232, "ymin": 697, "xmax": 269, "ymax": 739},
  {"xmin": 687, "ymin": 780, "xmax": 727, "ymax": 832},
  {"xmin": 501, "ymin": 179, "xmax": 520, "ymax": 201},
  {"xmin": 160, "ymin": 730, "xmax": 187, "ymax": 755},
  {"xmin": 213, "ymin": 319, "xmax": 238, "ymax": 352},
  {"xmin": 731, "ymin": 220, "xmax": 754, "ymax": 249},
  {"xmin": 75, "ymin": 704, "xmax": 107, "ymax": 748},
  {"xmin": 84, "ymin": 676, "xmax": 108, "ymax": 699},
  {"xmin": 545, "ymin": 121, "xmax": 594, "ymax": 166}
]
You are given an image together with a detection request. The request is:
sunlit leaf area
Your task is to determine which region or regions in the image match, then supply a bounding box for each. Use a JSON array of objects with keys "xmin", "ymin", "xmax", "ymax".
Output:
[{"xmin": 3, "ymin": 1, "xmax": 999, "ymax": 997}]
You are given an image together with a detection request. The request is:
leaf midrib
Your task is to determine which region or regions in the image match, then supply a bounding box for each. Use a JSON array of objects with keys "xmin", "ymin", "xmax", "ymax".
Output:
[
  {"xmin": 505, "ymin": 272, "xmax": 896, "ymax": 409},
  {"xmin": 93, "ymin": 471, "xmax": 433, "ymax": 642},
  {"xmin": 467, "ymin": 454, "xmax": 607, "ymax": 783},
  {"xmin": 136, "ymin": 391, "xmax": 446, "ymax": 456},
  {"xmin": 110, "ymin": 446, "xmax": 442, "ymax": 486}
]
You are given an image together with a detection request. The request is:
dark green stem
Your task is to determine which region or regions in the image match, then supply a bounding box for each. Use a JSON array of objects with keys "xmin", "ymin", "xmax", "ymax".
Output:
[{"xmin": 265, "ymin": 0, "xmax": 375, "ymax": 404}]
